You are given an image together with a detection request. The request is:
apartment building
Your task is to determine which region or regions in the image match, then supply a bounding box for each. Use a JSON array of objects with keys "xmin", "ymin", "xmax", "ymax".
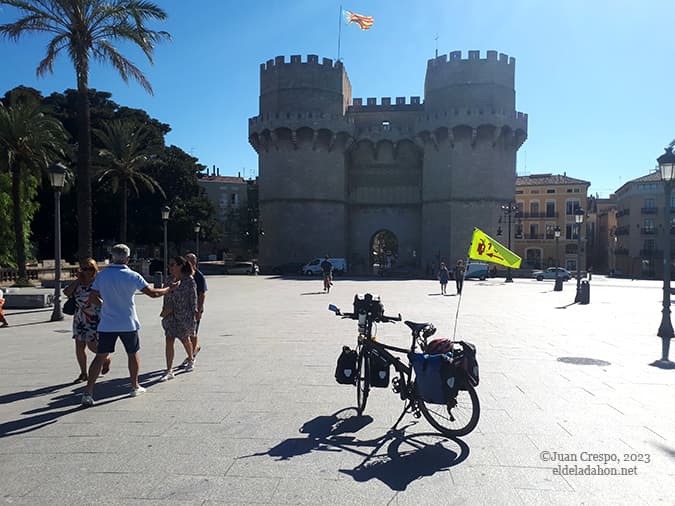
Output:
[
  {"xmin": 614, "ymin": 171, "xmax": 673, "ymax": 278},
  {"xmin": 514, "ymin": 174, "xmax": 590, "ymax": 271}
]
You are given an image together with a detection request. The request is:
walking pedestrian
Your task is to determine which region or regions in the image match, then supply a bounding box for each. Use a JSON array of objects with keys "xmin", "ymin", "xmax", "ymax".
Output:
[
  {"xmin": 159, "ymin": 256, "xmax": 197, "ymax": 381},
  {"xmin": 183, "ymin": 252, "xmax": 206, "ymax": 367},
  {"xmin": 438, "ymin": 262, "xmax": 450, "ymax": 295},
  {"xmin": 454, "ymin": 259, "xmax": 465, "ymax": 295},
  {"xmin": 81, "ymin": 244, "xmax": 173, "ymax": 407},
  {"xmin": 63, "ymin": 258, "xmax": 110, "ymax": 383},
  {"xmin": 0, "ymin": 287, "xmax": 8, "ymax": 327}
]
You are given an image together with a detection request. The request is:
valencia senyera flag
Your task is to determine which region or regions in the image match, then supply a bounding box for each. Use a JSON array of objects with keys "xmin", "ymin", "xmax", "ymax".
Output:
[{"xmin": 343, "ymin": 9, "xmax": 374, "ymax": 30}]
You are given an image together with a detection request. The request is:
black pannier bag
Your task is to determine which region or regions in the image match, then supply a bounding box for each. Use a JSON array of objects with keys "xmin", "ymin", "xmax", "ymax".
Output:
[
  {"xmin": 457, "ymin": 341, "xmax": 479, "ymax": 388},
  {"xmin": 335, "ymin": 346, "xmax": 357, "ymax": 385},
  {"xmin": 369, "ymin": 349, "xmax": 390, "ymax": 388}
]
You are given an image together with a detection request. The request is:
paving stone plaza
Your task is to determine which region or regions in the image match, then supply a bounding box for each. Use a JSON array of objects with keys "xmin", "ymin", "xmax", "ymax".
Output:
[{"xmin": 1, "ymin": 275, "xmax": 674, "ymax": 504}]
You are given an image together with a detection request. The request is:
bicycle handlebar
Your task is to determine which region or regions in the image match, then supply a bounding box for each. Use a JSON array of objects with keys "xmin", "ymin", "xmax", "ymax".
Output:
[{"xmin": 335, "ymin": 311, "xmax": 401, "ymax": 323}]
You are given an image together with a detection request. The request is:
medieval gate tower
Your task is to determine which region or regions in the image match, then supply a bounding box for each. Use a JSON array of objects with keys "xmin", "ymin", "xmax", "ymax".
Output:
[{"xmin": 248, "ymin": 50, "xmax": 528, "ymax": 274}]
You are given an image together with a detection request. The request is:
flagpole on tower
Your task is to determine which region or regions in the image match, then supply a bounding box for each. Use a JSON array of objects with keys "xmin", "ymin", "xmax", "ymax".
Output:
[{"xmin": 337, "ymin": 4, "xmax": 343, "ymax": 61}]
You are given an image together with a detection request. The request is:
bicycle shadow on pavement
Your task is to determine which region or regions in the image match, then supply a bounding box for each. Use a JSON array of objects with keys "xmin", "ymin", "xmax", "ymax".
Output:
[
  {"xmin": 238, "ymin": 408, "xmax": 470, "ymax": 491},
  {"xmin": 0, "ymin": 370, "xmax": 163, "ymax": 438}
]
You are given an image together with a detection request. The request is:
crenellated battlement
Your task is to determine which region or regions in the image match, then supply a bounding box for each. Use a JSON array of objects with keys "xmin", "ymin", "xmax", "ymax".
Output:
[
  {"xmin": 348, "ymin": 96, "xmax": 423, "ymax": 111},
  {"xmin": 260, "ymin": 54, "xmax": 344, "ymax": 72},
  {"xmin": 427, "ymin": 49, "xmax": 515, "ymax": 67}
]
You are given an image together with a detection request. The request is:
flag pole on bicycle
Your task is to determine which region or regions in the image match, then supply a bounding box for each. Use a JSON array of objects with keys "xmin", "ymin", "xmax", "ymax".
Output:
[{"xmin": 453, "ymin": 228, "xmax": 522, "ymax": 339}]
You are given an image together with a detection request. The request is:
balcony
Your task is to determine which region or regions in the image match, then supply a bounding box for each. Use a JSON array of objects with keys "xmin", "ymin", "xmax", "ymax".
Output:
[
  {"xmin": 640, "ymin": 249, "xmax": 663, "ymax": 257},
  {"xmin": 641, "ymin": 228, "xmax": 656, "ymax": 235},
  {"xmin": 520, "ymin": 212, "xmax": 558, "ymax": 219},
  {"xmin": 641, "ymin": 207, "xmax": 658, "ymax": 214},
  {"xmin": 615, "ymin": 227, "xmax": 630, "ymax": 236},
  {"xmin": 521, "ymin": 234, "xmax": 545, "ymax": 240}
]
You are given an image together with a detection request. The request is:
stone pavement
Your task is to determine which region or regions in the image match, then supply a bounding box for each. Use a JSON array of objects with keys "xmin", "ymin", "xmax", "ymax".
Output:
[{"xmin": 1, "ymin": 275, "xmax": 674, "ymax": 505}]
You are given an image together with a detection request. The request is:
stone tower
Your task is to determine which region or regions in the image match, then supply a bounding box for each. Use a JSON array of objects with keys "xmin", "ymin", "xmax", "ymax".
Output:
[{"xmin": 249, "ymin": 51, "xmax": 527, "ymax": 274}]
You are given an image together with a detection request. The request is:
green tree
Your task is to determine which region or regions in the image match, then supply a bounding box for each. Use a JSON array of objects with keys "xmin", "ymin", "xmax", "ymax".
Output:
[
  {"xmin": 0, "ymin": 100, "xmax": 68, "ymax": 284},
  {"xmin": 0, "ymin": 0, "xmax": 170, "ymax": 260},
  {"xmin": 94, "ymin": 119, "xmax": 165, "ymax": 243}
]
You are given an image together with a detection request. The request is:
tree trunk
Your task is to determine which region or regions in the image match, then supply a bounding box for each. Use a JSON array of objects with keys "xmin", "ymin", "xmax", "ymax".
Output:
[
  {"xmin": 76, "ymin": 66, "xmax": 93, "ymax": 261},
  {"xmin": 11, "ymin": 165, "xmax": 28, "ymax": 284},
  {"xmin": 121, "ymin": 179, "xmax": 128, "ymax": 243}
]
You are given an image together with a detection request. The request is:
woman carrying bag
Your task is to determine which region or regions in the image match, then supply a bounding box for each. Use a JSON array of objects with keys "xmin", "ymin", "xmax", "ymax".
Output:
[{"xmin": 63, "ymin": 259, "xmax": 110, "ymax": 383}]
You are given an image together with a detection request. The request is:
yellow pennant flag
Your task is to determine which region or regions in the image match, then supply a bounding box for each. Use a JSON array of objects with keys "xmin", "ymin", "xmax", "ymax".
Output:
[{"xmin": 468, "ymin": 227, "xmax": 522, "ymax": 268}]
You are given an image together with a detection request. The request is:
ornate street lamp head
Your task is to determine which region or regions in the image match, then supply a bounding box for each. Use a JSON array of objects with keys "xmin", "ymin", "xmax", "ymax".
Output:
[
  {"xmin": 554, "ymin": 225, "xmax": 561, "ymax": 238},
  {"xmin": 161, "ymin": 205, "xmax": 170, "ymax": 221},
  {"xmin": 657, "ymin": 147, "xmax": 675, "ymax": 182},
  {"xmin": 575, "ymin": 208, "xmax": 584, "ymax": 224},
  {"xmin": 48, "ymin": 162, "xmax": 67, "ymax": 190},
  {"xmin": 194, "ymin": 222, "xmax": 201, "ymax": 234}
]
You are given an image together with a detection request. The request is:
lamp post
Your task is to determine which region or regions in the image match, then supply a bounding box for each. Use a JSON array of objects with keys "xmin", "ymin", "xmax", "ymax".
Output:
[
  {"xmin": 194, "ymin": 222, "xmax": 201, "ymax": 261},
  {"xmin": 554, "ymin": 226, "xmax": 563, "ymax": 291},
  {"xmin": 655, "ymin": 147, "xmax": 675, "ymax": 366},
  {"xmin": 501, "ymin": 202, "xmax": 519, "ymax": 282},
  {"xmin": 48, "ymin": 162, "xmax": 66, "ymax": 321},
  {"xmin": 574, "ymin": 208, "xmax": 584, "ymax": 302},
  {"xmin": 161, "ymin": 206, "xmax": 170, "ymax": 285}
]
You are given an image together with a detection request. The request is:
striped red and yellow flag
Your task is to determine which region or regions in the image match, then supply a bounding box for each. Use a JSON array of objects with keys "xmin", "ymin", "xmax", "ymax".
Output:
[{"xmin": 343, "ymin": 9, "xmax": 374, "ymax": 30}]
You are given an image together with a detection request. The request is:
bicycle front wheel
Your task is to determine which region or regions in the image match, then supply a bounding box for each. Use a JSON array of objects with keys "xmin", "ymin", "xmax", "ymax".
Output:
[
  {"xmin": 417, "ymin": 382, "xmax": 480, "ymax": 437},
  {"xmin": 355, "ymin": 345, "xmax": 370, "ymax": 415}
]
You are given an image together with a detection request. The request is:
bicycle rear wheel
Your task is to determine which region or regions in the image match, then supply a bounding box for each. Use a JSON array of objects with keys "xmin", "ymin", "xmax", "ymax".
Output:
[
  {"xmin": 417, "ymin": 382, "xmax": 480, "ymax": 437},
  {"xmin": 355, "ymin": 345, "xmax": 370, "ymax": 415}
]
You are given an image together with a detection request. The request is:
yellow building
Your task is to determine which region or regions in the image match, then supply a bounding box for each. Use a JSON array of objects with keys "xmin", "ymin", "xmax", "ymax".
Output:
[{"xmin": 514, "ymin": 174, "xmax": 590, "ymax": 271}]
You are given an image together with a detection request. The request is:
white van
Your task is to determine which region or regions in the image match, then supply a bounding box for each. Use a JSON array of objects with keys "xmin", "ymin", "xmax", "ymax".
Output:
[{"xmin": 302, "ymin": 257, "xmax": 347, "ymax": 275}]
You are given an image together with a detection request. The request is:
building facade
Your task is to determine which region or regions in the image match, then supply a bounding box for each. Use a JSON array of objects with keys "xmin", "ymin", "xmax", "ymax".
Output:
[
  {"xmin": 614, "ymin": 171, "xmax": 673, "ymax": 278},
  {"xmin": 514, "ymin": 174, "xmax": 590, "ymax": 271},
  {"xmin": 248, "ymin": 51, "xmax": 528, "ymax": 273}
]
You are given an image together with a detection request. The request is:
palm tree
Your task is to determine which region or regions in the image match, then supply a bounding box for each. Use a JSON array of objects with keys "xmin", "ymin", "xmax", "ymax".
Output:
[
  {"xmin": 94, "ymin": 119, "xmax": 165, "ymax": 243},
  {"xmin": 0, "ymin": 100, "xmax": 68, "ymax": 284},
  {"xmin": 0, "ymin": 0, "xmax": 170, "ymax": 260}
]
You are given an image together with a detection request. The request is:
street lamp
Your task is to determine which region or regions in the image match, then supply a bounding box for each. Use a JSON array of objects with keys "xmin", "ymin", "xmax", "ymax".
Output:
[
  {"xmin": 554, "ymin": 226, "xmax": 563, "ymax": 292},
  {"xmin": 161, "ymin": 206, "xmax": 170, "ymax": 285},
  {"xmin": 501, "ymin": 202, "xmax": 519, "ymax": 282},
  {"xmin": 654, "ymin": 147, "xmax": 675, "ymax": 366},
  {"xmin": 194, "ymin": 222, "xmax": 201, "ymax": 261},
  {"xmin": 48, "ymin": 162, "xmax": 66, "ymax": 321},
  {"xmin": 574, "ymin": 208, "xmax": 584, "ymax": 303}
]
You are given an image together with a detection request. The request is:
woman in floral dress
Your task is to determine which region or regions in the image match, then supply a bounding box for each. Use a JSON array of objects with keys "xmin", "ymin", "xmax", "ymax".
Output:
[
  {"xmin": 159, "ymin": 256, "xmax": 197, "ymax": 381},
  {"xmin": 63, "ymin": 258, "xmax": 110, "ymax": 383}
]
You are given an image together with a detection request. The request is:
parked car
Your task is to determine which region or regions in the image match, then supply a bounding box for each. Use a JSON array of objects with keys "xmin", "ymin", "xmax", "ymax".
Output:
[
  {"xmin": 465, "ymin": 262, "xmax": 489, "ymax": 280},
  {"xmin": 533, "ymin": 267, "xmax": 571, "ymax": 281},
  {"xmin": 224, "ymin": 261, "xmax": 259, "ymax": 275},
  {"xmin": 302, "ymin": 257, "xmax": 347, "ymax": 275},
  {"xmin": 271, "ymin": 262, "xmax": 304, "ymax": 275}
]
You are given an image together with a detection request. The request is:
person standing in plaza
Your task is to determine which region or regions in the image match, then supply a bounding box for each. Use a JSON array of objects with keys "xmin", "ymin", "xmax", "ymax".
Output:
[
  {"xmin": 0, "ymin": 287, "xmax": 8, "ymax": 327},
  {"xmin": 159, "ymin": 256, "xmax": 197, "ymax": 381},
  {"xmin": 453, "ymin": 259, "xmax": 465, "ymax": 295},
  {"xmin": 320, "ymin": 256, "xmax": 333, "ymax": 293},
  {"xmin": 184, "ymin": 252, "xmax": 206, "ymax": 366},
  {"xmin": 63, "ymin": 258, "xmax": 110, "ymax": 383},
  {"xmin": 81, "ymin": 244, "xmax": 173, "ymax": 406},
  {"xmin": 438, "ymin": 262, "xmax": 450, "ymax": 295}
]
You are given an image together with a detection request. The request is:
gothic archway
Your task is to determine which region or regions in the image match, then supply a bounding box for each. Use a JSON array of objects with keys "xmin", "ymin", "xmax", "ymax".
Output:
[{"xmin": 370, "ymin": 230, "xmax": 399, "ymax": 275}]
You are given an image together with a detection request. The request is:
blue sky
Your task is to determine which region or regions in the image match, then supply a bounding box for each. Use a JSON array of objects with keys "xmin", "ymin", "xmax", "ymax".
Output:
[{"xmin": 2, "ymin": 0, "xmax": 675, "ymax": 197}]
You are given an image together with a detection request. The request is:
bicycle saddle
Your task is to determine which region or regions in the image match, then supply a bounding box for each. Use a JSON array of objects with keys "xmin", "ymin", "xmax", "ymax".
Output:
[{"xmin": 404, "ymin": 321, "xmax": 433, "ymax": 333}]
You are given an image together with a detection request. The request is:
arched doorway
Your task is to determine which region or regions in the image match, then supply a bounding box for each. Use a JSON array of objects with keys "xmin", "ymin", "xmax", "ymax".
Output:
[{"xmin": 370, "ymin": 230, "xmax": 398, "ymax": 275}]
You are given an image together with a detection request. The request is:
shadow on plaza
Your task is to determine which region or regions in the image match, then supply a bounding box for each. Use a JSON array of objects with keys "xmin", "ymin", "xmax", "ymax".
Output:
[
  {"xmin": 0, "ymin": 370, "xmax": 163, "ymax": 438},
  {"xmin": 239, "ymin": 408, "xmax": 470, "ymax": 491}
]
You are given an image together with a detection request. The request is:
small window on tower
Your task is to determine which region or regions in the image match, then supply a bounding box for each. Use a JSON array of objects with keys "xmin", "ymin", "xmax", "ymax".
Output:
[{"xmin": 382, "ymin": 121, "xmax": 391, "ymax": 131}]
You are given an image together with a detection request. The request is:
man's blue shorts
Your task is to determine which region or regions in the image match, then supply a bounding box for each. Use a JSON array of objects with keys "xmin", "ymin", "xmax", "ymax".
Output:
[{"xmin": 97, "ymin": 331, "xmax": 140, "ymax": 354}]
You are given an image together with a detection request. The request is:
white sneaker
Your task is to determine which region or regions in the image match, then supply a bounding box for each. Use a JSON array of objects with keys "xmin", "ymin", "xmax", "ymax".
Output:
[
  {"xmin": 179, "ymin": 358, "xmax": 190, "ymax": 369},
  {"xmin": 130, "ymin": 385, "xmax": 146, "ymax": 397},
  {"xmin": 81, "ymin": 393, "xmax": 94, "ymax": 406},
  {"xmin": 159, "ymin": 371, "xmax": 174, "ymax": 382},
  {"xmin": 185, "ymin": 361, "xmax": 195, "ymax": 372}
]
